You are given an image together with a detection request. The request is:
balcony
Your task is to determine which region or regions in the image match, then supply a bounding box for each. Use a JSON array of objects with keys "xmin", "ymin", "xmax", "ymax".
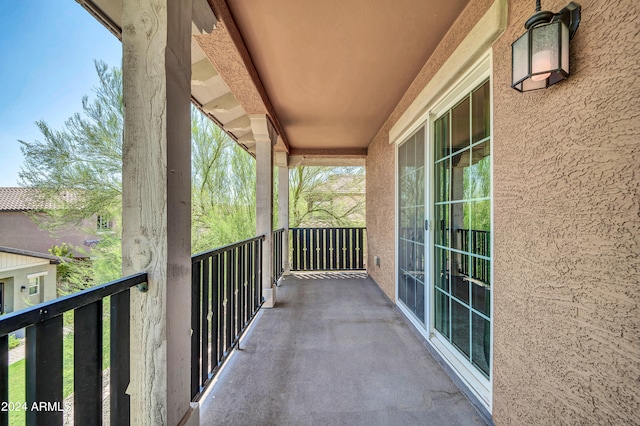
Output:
[
  {"xmin": 0, "ymin": 228, "xmax": 488, "ymax": 425},
  {"xmin": 198, "ymin": 272, "xmax": 486, "ymax": 425}
]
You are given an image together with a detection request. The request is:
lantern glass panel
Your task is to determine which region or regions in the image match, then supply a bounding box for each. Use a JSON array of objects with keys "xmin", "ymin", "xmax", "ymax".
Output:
[
  {"xmin": 511, "ymin": 31, "xmax": 530, "ymax": 85},
  {"xmin": 561, "ymin": 21, "xmax": 569, "ymax": 74},
  {"xmin": 531, "ymin": 23, "xmax": 560, "ymax": 78}
]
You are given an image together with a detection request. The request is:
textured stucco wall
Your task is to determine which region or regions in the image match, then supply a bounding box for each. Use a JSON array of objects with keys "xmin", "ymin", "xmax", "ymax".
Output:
[
  {"xmin": 367, "ymin": 0, "xmax": 639, "ymax": 423},
  {"xmin": 0, "ymin": 212, "xmax": 96, "ymax": 256},
  {"xmin": 366, "ymin": 0, "xmax": 495, "ymax": 300},
  {"xmin": 492, "ymin": 0, "xmax": 640, "ymax": 423}
]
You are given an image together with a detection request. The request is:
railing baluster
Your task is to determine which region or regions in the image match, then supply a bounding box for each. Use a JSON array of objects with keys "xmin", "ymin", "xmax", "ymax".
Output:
[
  {"xmin": 225, "ymin": 250, "xmax": 232, "ymax": 354},
  {"xmin": 217, "ymin": 254, "xmax": 225, "ymax": 364},
  {"xmin": 239, "ymin": 245, "xmax": 245, "ymax": 331},
  {"xmin": 191, "ymin": 260, "xmax": 201, "ymax": 400},
  {"xmin": 211, "ymin": 253, "xmax": 219, "ymax": 368},
  {"xmin": 74, "ymin": 300, "xmax": 103, "ymax": 424},
  {"xmin": 111, "ymin": 289, "xmax": 131, "ymax": 426},
  {"xmin": 0, "ymin": 335, "xmax": 8, "ymax": 426},
  {"xmin": 26, "ymin": 316, "xmax": 63, "ymax": 426},
  {"xmin": 201, "ymin": 257, "xmax": 209, "ymax": 386}
]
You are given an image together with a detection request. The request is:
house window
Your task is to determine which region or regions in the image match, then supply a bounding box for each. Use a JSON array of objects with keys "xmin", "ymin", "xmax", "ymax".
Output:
[
  {"xmin": 26, "ymin": 272, "xmax": 47, "ymax": 298},
  {"xmin": 28, "ymin": 275, "xmax": 43, "ymax": 296},
  {"xmin": 97, "ymin": 215, "xmax": 113, "ymax": 231},
  {"xmin": 433, "ymin": 77, "xmax": 491, "ymax": 379}
]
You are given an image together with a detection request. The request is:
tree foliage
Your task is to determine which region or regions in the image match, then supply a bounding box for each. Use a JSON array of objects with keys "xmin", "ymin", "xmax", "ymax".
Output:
[
  {"xmin": 191, "ymin": 113, "xmax": 256, "ymax": 253},
  {"xmin": 289, "ymin": 166, "xmax": 365, "ymax": 228},
  {"xmin": 19, "ymin": 61, "xmax": 367, "ymax": 291}
]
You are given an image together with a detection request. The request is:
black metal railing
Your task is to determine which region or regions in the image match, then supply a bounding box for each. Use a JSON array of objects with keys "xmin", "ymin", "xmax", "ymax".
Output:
[
  {"xmin": 273, "ymin": 228, "xmax": 285, "ymax": 285},
  {"xmin": 0, "ymin": 273, "xmax": 147, "ymax": 426},
  {"xmin": 290, "ymin": 227, "xmax": 366, "ymax": 271},
  {"xmin": 190, "ymin": 235, "xmax": 264, "ymax": 402}
]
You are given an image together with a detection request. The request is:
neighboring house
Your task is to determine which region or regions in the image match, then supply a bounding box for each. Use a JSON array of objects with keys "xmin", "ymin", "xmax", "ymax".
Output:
[
  {"xmin": 0, "ymin": 246, "xmax": 59, "ymax": 314},
  {"xmin": 302, "ymin": 173, "xmax": 366, "ymax": 227},
  {"xmin": 0, "ymin": 187, "xmax": 102, "ymax": 258}
]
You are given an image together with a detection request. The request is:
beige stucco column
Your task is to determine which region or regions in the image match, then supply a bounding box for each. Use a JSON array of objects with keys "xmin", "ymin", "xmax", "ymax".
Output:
[
  {"xmin": 121, "ymin": 1, "xmax": 196, "ymax": 424},
  {"xmin": 275, "ymin": 151, "xmax": 290, "ymax": 275},
  {"xmin": 252, "ymin": 115, "xmax": 277, "ymax": 307}
]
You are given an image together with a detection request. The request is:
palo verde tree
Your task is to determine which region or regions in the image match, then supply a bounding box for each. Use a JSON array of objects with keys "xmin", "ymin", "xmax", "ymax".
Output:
[{"xmin": 19, "ymin": 60, "xmax": 256, "ymax": 289}]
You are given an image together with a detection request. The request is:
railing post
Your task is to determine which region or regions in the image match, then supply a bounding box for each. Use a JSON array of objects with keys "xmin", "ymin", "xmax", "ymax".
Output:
[{"xmin": 252, "ymin": 115, "xmax": 277, "ymax": 307}]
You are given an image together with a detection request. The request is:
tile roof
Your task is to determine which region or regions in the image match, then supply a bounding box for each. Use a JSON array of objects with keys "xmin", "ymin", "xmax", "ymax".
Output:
[{"xmin": 0, "ymin": 187, "xmax": 77, "ymax": 211}]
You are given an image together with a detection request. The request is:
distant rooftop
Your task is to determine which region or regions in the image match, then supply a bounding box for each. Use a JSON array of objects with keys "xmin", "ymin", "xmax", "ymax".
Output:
[
  {"xmin": 0, "ymin": 187, "xmax": 77, "ymax": 211},
  {"xmin": 0, "ymin": 246, "xmax": 63, "ymax": 264}
]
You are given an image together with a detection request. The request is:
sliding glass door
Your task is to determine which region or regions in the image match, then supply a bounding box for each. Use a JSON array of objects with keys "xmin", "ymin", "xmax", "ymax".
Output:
[
  {"xmin": 398, "ymin": 127, "xmax": 426, "ymax": 322},
  {"xmin": 433, "ymin": 79, "xmax": 491, "ymax": 378}
]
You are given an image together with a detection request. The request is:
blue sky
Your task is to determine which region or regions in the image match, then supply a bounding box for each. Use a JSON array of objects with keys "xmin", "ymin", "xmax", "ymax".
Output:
[{"xmin": 0, "ymin": 1, "xmax": 122, "ymax": 186}]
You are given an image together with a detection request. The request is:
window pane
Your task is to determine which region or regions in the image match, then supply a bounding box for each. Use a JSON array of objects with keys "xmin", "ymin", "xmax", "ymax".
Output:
[
  {"xmin": 451, "ymin": 299, "xmax": 470, "ymax": 357},
  {"xmin": 416, "ymin": 281, "xmax": 425, "ymax": 322},
  {"xmin": 415, "ymin": 127, "xmax": 425, "ymax": 167},
  {"xmin": 451, "ymin": 97, "xmax": 470, "ymax": 153},
  {"xmin": 435, "ymin": 248, "xmax": 450, "ymax": 292},
  {"xmin": 470, "ymin": 141, "xmax": 491, "ymax": 198},
  {"xmin": 451, "ymin": 150, "xmax": 471, "ymax": 201},
  {"xmin": 450, "ymin": 202, "xmax": 470, "ymax": 252},
  {"xmin": 472, "ymin": 313, "xmax": 490, "ymax": 377},
  {"xmin": 451, "ymin": 264, "xmax": 469, "ymax": 304},
  {"xmin": 472, "ymin": 81, "xmax": 490, "ymax": 142},
  {"xmin": 472, "ymin": 279, "xmax": 491, "ymax": 317},
  {"xmin": 434, "ymin": 114, "xmax": 449, "ymax": 160},
  {"xmin": 434, "ymin": 204, "xmax": 449, "ymax": 248},
  {"xmin": 470, "ymin": 200, "xmax": 491, "ymax": 254},
  {"xmin": 435, "ymin": 158, "xmax": 450, "ymax": 203},
  {"xmin": 435, "ymin": 289, "xmax": 450, "ymax": 338}
]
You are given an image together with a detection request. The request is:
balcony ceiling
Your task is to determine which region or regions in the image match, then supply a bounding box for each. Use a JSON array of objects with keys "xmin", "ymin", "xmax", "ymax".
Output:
[
  {"xmin": 223, "ymin": 0, "xmax": 470, "ymax": 156},
  {"xmin": 80, "ymin": 0, "xmax": 470, "ymax": 165}
]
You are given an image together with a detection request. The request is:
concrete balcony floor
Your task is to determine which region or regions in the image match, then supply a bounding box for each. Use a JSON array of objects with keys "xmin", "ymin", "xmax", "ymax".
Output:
[{"xmin": 200, "ymin": 272, "xmax": 487, "ymax": 426}]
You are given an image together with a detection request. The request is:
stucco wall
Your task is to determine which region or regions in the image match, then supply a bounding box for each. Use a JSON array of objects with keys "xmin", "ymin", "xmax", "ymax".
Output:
[
  {"xmin": 367, "ymin": 0, "xmax": 639, "ymax": 423},
  {"xmin": 491, "ymin": 0, "xmax": 640, "ymax": 423},
  {"xmin": 0, "ymin": 212, "xmax": 96, "ymax": 256},
  {"xmin": 366, "ymin": 0, "xmax": 495, "ymax": 300}
]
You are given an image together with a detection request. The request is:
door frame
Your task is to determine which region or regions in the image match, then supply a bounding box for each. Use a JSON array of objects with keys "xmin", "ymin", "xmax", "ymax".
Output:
[{"xmin": 394, "ymin": 52, "xmax": 494, "ymax": 410}]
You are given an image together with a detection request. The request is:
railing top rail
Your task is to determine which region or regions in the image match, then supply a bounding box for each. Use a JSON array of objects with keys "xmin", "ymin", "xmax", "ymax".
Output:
[
  {"xmin": 273, "ymin": 228, "xmax": 286, "ymax": 233},
  {"xmin": 289, "ymin": 227, "xmax": 366, "ymax": 230},
  {"xmin": 0, "ymin": 272, "xmax": 148, "ymax": 336},
  {"xmin": 191, "ymin": 234, "xmax": 266, "ymax": 263}
]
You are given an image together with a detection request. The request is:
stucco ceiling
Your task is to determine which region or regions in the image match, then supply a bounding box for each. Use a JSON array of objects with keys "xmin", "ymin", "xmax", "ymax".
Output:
[
  {"xmin": 80, "ymin": 0, "xmax": 470, "ymax": 163},
  {"xmin": 225, "ymin": 0, "xmax": 470, "ymax": 153}
]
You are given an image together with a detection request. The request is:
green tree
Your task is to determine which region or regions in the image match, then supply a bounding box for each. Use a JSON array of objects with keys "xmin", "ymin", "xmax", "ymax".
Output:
[
  {"xmin": 191, "ymin": 112, "xmax": 256, "ymax": 252},
  {"xmin": 19, "ymin": 61, "xmax": 257, "ymax": 287},
  {"xmin": 289, "ymin": 166, "xmax": 365, "ymax": 227}
]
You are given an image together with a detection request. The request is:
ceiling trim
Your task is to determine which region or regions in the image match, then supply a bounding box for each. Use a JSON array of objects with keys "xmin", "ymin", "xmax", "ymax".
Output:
[
  {"xmin": 289, "ymin": 148, "xmax": 367, "ymax": 158},
  {"xmin": 201, "ymin": 0, "xmax": 289, "ymax": 151}
]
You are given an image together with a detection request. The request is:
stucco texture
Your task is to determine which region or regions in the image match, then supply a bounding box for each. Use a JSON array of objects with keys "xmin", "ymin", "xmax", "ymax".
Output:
[
  {"xmin": 491, "ymin": 0, "xmax": 640, "ymax": 424},
  {"xmin": 367, "ymin": 0, "xmax": 639, "ymax": 423},
  {"xmin": 366, "ymin": 0, "xmax": 494, "ymax": 301}
]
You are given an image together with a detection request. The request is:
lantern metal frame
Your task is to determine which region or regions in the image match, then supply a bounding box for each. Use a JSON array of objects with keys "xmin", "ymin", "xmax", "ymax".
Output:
[{"xmin": 511, "ymin": 1, "xmax": 581, "ymax": 92}]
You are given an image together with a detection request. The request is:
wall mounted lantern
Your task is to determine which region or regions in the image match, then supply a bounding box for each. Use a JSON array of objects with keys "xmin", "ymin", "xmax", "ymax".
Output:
[{"xmin": 512, "ymin": 1, "xmax": 581, "ymax": 92}]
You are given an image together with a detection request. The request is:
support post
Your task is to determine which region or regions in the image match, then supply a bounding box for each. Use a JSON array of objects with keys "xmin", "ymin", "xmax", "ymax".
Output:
[
  {"xmin": 276, "ymin": 151, "xmax": 290, "ymax": 275},
  {"xmin": 252, "ymin": 115, "xmax": 277, "ymax": 307},
  {"xmin": 121, "ymin": 1, "xmax": 196, "ymax": 424}
]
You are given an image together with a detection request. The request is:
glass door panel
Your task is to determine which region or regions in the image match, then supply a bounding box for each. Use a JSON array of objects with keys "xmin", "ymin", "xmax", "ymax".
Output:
[
  {"xmin": 433, "ymin": 79, "xmax": 492, "ymax": 379},
  {"xmin": 398, "ymin": 127, "xmax": 426, "ymax": 323}
]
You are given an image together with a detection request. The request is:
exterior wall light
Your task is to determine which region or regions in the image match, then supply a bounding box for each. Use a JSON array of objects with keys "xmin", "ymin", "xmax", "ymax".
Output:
[{"xmin": 512, "ymin": 1, "xmax": 581, "ymax": 92}]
